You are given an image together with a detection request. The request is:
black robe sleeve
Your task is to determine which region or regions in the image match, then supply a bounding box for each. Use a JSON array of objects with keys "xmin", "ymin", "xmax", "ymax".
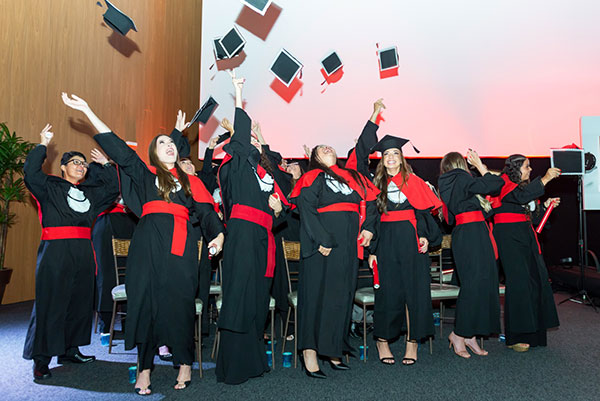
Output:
[
  {"xmin": 295, "ymin": 175, "xmax": 337, "ymax": 255},
  {"xmin": 193, "ymin": 200, "xmax": 225, "ymax": 242},
  {"xmin": 464, "ymin": 172, "xmax": 505, "ymax": 196},
  {"xmin": 23, "ymin": 145, "xmax": 50, "ymax": 201},
  {"xmin": 354, "ymin": 121, "xmax": 379, "ymax": 177},
  {"xmin": 502, "ymin": 177, "xmax": 545, "ymax": 205},
  {"xmin": 85, "ymin": 163, "xmax": 120, "ymax": 216},
  {"xmin": 416, "ymin": 209, "xmax": 442, "ymax": 247},
  {"xmin": 170, "ymin": 129, "xmax": 191, "ymax": 159}
]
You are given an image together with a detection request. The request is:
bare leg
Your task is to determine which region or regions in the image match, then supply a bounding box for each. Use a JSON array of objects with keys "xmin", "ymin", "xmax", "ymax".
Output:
[
  {"xmin": 134, "ymin": 368, "xmax": 152, "ymax": 395},
  {"xmin": 403, "ymin": 306, "xmax": 418, "ymax": 365},
  {"xmin": 174, "ymin": 364, "xmax": 192, "ymax": 390}
]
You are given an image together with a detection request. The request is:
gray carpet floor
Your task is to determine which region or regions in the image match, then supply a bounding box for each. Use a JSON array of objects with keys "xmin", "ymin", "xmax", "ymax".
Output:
[{"xmin": 1, "ymin": 293, "xmax": 599, "ymax": 401}]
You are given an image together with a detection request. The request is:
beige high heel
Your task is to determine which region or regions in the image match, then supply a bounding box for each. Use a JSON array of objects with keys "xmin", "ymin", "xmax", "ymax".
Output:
[{"xmin": 448, "ymin": 332, "xmax": 471, "ymax": 359}]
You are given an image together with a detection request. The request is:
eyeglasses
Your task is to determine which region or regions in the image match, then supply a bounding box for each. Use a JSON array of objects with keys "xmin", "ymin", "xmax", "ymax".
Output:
[{"xmin": 67, "ymin": 159, "xmax": 89, "ymax": 168}]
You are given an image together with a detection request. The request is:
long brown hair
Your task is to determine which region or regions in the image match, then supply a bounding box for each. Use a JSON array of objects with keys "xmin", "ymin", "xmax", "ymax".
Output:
[
  {"xmin": 309, "ymin": 145, "xmax": 367, "ymax": 196},
  {"xmin": 439, "ymin": 151, "xmax": 491, "ymax": 213},
  {"xmin": 149, "ymin": 135, "xmax": 192, "ymax": 202},
  {"xmin": 373, "ymin": 150, "xmax": 412, "ymax": 214}
]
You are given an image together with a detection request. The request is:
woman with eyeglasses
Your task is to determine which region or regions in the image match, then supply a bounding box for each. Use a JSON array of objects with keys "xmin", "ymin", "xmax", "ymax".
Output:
[
  {"xmin": 23, "ymin": 124, "xmax": 120, "ymax": 380},
  {"xmin": 62, "ymin": 93, "xmax": 225, "ymax": 395}
]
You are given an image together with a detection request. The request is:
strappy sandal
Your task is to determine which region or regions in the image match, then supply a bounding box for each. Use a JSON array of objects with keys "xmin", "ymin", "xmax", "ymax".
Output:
[
  {"xmin": 402, "ymin": 340, "xmax": 418, "ymax": 366},
  {"xmin": 376, "ymin": 339, "xmax": 395, "ymax": 365}
]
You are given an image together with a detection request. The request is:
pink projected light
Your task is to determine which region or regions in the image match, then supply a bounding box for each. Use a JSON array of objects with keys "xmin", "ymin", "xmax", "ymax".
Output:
[{"xmin": 200, "ymin": 0, "xmax": 600, "ymax": 158}]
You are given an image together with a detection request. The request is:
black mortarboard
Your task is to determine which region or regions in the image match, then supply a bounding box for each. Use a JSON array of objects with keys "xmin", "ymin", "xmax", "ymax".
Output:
[
  {"xmin": 103, "ymin": 0, "xmax": 137, "ymax": 36},
  {"xmin": 188, "ymin": 97, "xmax": 219, "ymax": 126},
  {"xmin": 241, "ymin": 0, "xmax": 273, "ymax": 16},
  {"xmin": 219, "ymin": 26, "xmax": 246, "ymax": 58},
  {"xmin": 370, "ymin": 135, "xmax": 420, "ymax": 154},
  {"xmin": 270, "ymin": 49, "xmax": 303, "ymax": 87},
  {"xmin": 213, "ymin": 37, "xmax": 227, "ymax": 60},
  {"xmin": 321, "ymin": 51, "xmax": 343, "ymax": 76},
  {"xmin": 378, "ymin": 46, "xmax": 399, "ymax": 71},
  {"xmin": 216, "ymin": 131, "xmax": 231, "ymax": 145}
]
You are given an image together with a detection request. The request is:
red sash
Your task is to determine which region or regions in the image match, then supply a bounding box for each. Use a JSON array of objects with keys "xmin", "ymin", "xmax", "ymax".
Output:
[
  {"xmin": 493, "ymin": 212, "xmax": 541, "ymax": 254},
  {"xmin": 141, "ymin": 200, "xmax": 190, "ymax": 257},
  {"xmin": 455, "ymin": 211, "xmax": 498, "ymax": 259},
  {"xmin": 99, "ymin": 203, "xmax": 127, "ymax": 217},
  {"xmin": 229, "ymin": 204, "xmax": 276, "ymax": 278},
  {"xmin": 41, "ymin": 226, "xmax": 92, "ymax": 240},
  {"xmin": 380, "ymin": 209, "xmax": 419, "ymax": 251},
  {"xmin": 317, "ymin": 202, "xmax": 368, "ymax": 259}
]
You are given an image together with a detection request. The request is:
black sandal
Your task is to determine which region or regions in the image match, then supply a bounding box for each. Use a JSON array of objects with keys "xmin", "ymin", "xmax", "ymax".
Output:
[
  {"xmin": 376, "ymin": 339, "xmax": 395, "ymax": 365},
  {"xmin": 402, "ymin": 340, "xmax": 418, "ymax": 366}
]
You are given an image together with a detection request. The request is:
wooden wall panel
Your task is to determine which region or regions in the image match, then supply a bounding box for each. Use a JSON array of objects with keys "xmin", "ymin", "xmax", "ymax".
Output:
[{"xmin": 0, "ymin": 0, "xmax": 203, "ymax": 304}]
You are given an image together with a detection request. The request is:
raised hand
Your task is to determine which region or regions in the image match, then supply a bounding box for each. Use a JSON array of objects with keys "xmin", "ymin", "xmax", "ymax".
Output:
[
  {"xmin": 208, "ymin": 136, "xmax": 220, "ymax": 150},
  {"xmin": 175, "ymin": 110, "xmax": 189, "ymax": 132},
  {"xmin": 370, "ymin": 98, "xmax": 386, "ymax": 123},
  {"xmin": 220, "ymin": 118, "xmax": 234, "ymax": 135},
  {"xmin": 252, "ymin": 121, "xmax": 266, "ymax": 144},
  {"xmin": 40, "ymin": 124, "xmax": 53, "ymax": 146},
  {"xmin": 303, "ymin": 144, "xmax": 312, "ymax": 159},
  {"xmin": 90, "ymin": 148, "xmax": 109, "ymax": 165},
  {"xmin": 61, "ymin": 93, "xmax": 90, "ymax": 113},
  {"xmin": 542, "ymin": 167, "xmax": 561, "ymax": 185},
  {"xmin": 227, "ymin": 69, "xmax": 245, "ymax": 91}
]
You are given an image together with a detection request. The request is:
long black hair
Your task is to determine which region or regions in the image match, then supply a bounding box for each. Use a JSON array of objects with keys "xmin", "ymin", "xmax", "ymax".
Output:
[
  {"xmin": 309, "ymin": 145, "xmax": 367, "ymax": 196},
  {"xmin": 502, "ymin": 154, "xmax": 528, "ymax": 185}
]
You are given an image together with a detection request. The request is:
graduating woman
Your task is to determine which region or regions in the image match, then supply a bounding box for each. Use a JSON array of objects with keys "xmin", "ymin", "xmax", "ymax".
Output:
[
  {"xmin": 438, "ymin": 150, "xmax": 504, "ymax": 358},
  {"xmin": 350, "ymin": 99, "xmax": 442, "ymax": 365},
  {"xmin": 215, "ymin": 73, "xmax": 287, "ymax": 385},
  {"xmin": 23, "ymin": 124, "xmax": 119, "ymax": 380},
  {"xmin": 290, "ymin": 139, "xmax": 379, "ymax": 378},
  {"xmin": 62, "ymin": 93, "xmax": 225, "ymax": 395},
  {"xmin": 490, "ymin": 155, "xmax": 560, "ymax": 352}
]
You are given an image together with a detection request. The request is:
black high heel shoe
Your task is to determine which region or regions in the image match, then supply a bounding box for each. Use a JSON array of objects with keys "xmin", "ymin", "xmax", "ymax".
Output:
[
  {"xmin": 174, "ymin": 380, "xmax": 191, "ymax": 390},
  {"xmin": 299, "ymin": 354, "xmax": 327, "ymax": 379},
  {"xmin": 328, "ymin": 360, "xmax": 350, "ymax": 371}
]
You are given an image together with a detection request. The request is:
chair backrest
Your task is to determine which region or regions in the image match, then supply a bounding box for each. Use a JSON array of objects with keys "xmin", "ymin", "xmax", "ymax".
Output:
[
  {"xmin": 111, "ymin": 237, "xmax": 131, "ymax": 286},
  {"xmin": 198, "ymin": 240, "xmax": 203, "ymax": 262},
  {"xmin": 429, "ymin": 234, "xmax": 454, "ymax": 284},
  {"xmin": 281, "ymin": 238, "xmax": 300, "ymax": 293}
]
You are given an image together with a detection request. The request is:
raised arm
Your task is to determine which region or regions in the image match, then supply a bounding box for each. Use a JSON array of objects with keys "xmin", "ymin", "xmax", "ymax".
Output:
[
  {"xmin": 61, "ymin": 93, "xmax": 110, "ymax": 133},
  {"xmin": 23, "ymin": 124, "xmax": 54, "ymax": 200}
]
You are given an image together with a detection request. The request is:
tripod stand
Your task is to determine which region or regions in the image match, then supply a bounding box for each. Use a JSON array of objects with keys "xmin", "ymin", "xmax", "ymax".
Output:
[{"xmin": 558, "ymin": 175, "xmax": 598, "ymax": 311}]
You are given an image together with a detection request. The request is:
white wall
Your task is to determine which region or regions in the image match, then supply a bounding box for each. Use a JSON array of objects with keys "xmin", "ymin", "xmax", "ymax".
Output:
[{"xmin": 199, "ymin": 0, "xmax": 600, "ymax": 158}]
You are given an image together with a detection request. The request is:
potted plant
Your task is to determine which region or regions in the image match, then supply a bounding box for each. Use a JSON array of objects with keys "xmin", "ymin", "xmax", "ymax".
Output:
[{"xmin": 0, "ymin": 122, "xmax": 35, "ymax": 304}]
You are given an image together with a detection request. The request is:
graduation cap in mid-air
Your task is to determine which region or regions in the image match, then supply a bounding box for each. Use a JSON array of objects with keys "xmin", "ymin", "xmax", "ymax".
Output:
[
  {"xmin": 320, "ymin": 51, "xmax": 343, "ymax": 76},
  {"xmin": 370, "ymin": 135, "xmax": 420, "ymax": 154},
  {"xmin": 213, "ymin": 37, "xmax": 228, "ymax": 60},
  {"xmin": 377, "ymin": 46, "xmax": 399, "ymax": 71},
  {"xmin": 187, "ymin": 97, "xmax": 219, "ymax": 127},
  {"xmin": 103, "ymin": 0, "xmax": 137, "ymax": 36},
  {"xmin": 218, "ymin": 26, "xmax": 246, "ymax": 58},
  {"xmin": 270, "ymin": 48, "xmax": 303, "ymax": 87},
  {"xmin": 240, "ymin": 0, "xmax": 273, "ymax": 16}
]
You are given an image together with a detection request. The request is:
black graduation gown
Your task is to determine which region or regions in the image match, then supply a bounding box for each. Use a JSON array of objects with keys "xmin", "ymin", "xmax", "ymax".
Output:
[
  {"xmin": 216, "ymin": 108, "xmax": 285, "ymax": 384},
  {"xmin": 371, "ymin": 192, "xmax": 441, "ymax": 342},
  {"xmin": 291, "ymin": 173, "xmax": 378, "ymax": 358},
  {"xmin": 94, "ymin": 132, "xmax": 223, "ymax": 366},
  {"xmin": 91, "ymin": 203, "xmax": 138, "ymax": 331},
  {"xmin": 23, "ymin": 145, "xmax": 119, "ymax": 360},
  {"xmin": 492, "ymin": 177, "xmax": 559, "ymax": 346},
  {"xmin": 438, "ymin": 169, "xmax": 504, "ymax": 337},
  {"xmin": 351, "ymin": 120, "xmax": 441, "ymax": 342}
]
